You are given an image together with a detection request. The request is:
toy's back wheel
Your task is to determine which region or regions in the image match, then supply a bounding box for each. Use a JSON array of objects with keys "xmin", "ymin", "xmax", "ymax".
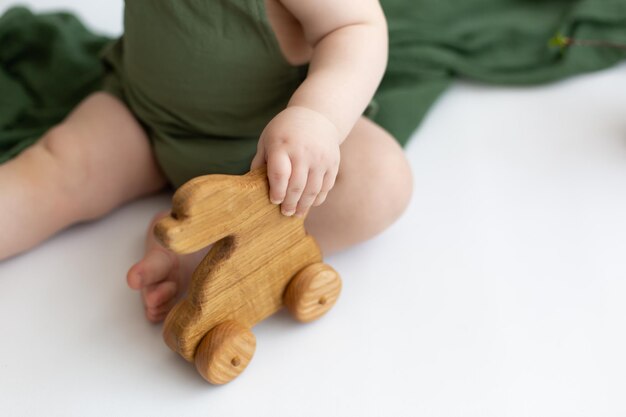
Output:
[
  {"xmin": 194, "ymin": 321, "xmax": 256, "ymax": 384},
  {"xmin": 284, "ymin": 263, "xmax": 342, "ymax": 323}
]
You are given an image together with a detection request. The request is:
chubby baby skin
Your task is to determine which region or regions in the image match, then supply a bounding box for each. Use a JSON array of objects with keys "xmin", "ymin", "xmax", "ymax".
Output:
[
  {"xmin": 0, "ymin": 0, "xmax": 413, "ymax": 323},
  {"xmin": 252, "ymin": 0, "xmax": 391, "ymax": 216}
]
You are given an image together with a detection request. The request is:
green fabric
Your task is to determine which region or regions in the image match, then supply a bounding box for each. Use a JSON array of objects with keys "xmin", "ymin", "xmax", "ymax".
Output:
[
  {"xmin": 1, "ymin": 1, "xmax": 626, "ymax": 184},
  {"xmin": 0, "ymin": 7, "xmax": 109, "ymax": 162},
  {"xmin": 100, "ymin": 0, "xmax": 308, "ymax": 186},
  {"xmin": 374, "ymin": 0, "xmax": 626, "ymax": 145}
]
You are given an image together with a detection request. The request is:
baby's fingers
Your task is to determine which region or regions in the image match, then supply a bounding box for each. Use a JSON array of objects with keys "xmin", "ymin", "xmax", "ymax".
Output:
[
  {"xmin": 280, "ymin": 163, "xmax": 308, "ymax": 217},
  {"xmin": 313, "ymin": 170, "xmax": 337, "ymax": 207},
  {"xmin": 267, "ymin": 152, "xmax": 291, "ymax": 204},
  {"xmin": 295, "ymin": 169, "xmax": 324, "ymax": 217}
]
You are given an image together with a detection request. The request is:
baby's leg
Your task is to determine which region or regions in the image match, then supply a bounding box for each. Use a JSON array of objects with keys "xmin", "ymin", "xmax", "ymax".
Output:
[
  {"xmin": 305, "ymin": 116, "xmax": 413, "ymax": 254},
  {"xmin": 0, "ymin": 92, "xmax": 166, "ymax": 260}
]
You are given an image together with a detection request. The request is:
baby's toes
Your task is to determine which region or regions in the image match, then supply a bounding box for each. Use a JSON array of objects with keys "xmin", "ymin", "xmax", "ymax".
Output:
[
  {"xmin": 145, "ymin": 301, "xmax": 176, "ymax": 323},
  {"xmin": 127, "ymin": 248, "xmax": 179, "ymax": 290},
  {"xmin": 143, "ymin": 280, "xmax": 178, "ymax": 311},
  {"xmin": 143, "ymin": 281, "xmax": 179, "ymax": 323}
]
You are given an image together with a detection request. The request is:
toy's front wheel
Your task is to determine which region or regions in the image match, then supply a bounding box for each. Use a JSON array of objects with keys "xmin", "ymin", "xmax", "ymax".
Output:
[
  {"xmin": 194, "ymin": 321, "xmax": 256, "ymax": 384},
  {"xmin": 284, "ymin": 263, "xmax": 342, "ymax": 323}
]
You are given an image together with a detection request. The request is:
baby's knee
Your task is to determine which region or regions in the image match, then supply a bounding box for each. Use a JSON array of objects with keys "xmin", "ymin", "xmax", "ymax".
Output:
[
  {"xmin": 368, "ymin": 150, "xmax": 413, "ymax": 226},
  {"xmin": 40, "ymin": 125, "xmax": 90, "ymax": 187},
  {"xmin": 36, "ymin": 125, "xmax": 94, "ymax": 217}
]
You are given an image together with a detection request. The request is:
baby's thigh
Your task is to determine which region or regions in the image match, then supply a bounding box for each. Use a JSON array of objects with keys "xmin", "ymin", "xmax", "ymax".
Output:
[
  {"xmin": 38, "ymin": 92, "xmax": 166, "ymax": 217},
  {"xmin": 304, "ymin": 116, "xmax": 412, "ymax": 249}
]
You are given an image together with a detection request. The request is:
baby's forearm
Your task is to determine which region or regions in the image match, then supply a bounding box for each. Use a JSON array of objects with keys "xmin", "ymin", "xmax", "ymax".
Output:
[{"xmin": 287, "ymin": 20, "xmax": 388, "ymax": 143}]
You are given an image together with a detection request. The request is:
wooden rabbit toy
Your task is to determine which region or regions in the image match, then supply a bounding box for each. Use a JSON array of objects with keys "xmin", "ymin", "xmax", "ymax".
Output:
[{"xmin": 154, "ymin": 167, "xmax": 342, "ymax": 384}]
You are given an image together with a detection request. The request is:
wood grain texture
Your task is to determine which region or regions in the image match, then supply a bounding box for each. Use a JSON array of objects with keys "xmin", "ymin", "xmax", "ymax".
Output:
[
  {"xmin": 284, "ymin": 263, "xmax": 342, "ymax": 323},
  {"xmin": 156, "ymin": 168, "xmax": 340, "ymax": 367},
  {"xmin": 194, "ymin": 321, "xmax": 256, "ymax": 385}
]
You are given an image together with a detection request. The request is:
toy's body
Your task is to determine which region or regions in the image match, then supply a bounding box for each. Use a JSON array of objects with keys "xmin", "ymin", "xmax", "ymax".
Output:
[{"xmin": 155, "ymin": 168, "xmax": 342, "ymax": 384}]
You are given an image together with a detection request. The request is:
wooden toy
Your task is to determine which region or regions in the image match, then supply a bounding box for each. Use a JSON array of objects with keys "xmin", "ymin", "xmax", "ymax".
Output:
[{"xmin": 154, "ymin": 167, "xmax": 342, "ymax": 384}]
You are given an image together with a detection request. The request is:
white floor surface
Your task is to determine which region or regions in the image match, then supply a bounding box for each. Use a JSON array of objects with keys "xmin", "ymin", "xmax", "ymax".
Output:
[{"xmin": 1, "ymin": 1, "xmax": 626, "ymax": 416}]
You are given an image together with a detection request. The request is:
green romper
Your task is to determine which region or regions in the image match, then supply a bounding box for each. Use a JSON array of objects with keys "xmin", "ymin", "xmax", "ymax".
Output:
[
  {"xmin": 101, "ymin": 0, "xmax": 308, "ymax": 187},
  {"xmin": 2, "ymin": 2, "xmax": 626, "ymax": 173}
]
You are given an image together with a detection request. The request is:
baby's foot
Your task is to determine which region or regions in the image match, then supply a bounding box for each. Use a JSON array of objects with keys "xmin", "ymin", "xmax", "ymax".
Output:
[{"xmin": 126, "ymin": 211, "xmax": 206, "ymax": 322}]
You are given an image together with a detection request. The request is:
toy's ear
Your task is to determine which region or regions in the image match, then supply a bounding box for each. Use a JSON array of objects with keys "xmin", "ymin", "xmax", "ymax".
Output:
[{"xmin": 170, "ymin": 175, "xmax": 236, "ymax": 219}]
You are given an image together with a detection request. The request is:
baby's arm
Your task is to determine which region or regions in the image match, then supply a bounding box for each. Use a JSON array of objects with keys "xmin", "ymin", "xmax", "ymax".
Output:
[{"xmin": 251, "ymin": 0, "xmax": 388, "ymax": 217}]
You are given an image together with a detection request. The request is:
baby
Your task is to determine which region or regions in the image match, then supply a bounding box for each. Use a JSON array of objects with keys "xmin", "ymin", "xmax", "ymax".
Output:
[{"xmin": 0, "ymin": 0, "xmax": 412, "ymax": 322}]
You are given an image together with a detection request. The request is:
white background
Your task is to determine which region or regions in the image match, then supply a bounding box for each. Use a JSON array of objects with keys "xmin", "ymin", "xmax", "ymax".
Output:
[{"xmin": 1, "ymin": 1, "xmax": 626, "ymax": 416}]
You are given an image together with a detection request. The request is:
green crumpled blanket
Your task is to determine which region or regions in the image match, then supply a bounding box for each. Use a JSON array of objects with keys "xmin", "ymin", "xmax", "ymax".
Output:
[
  {"xmin": 0, "ymin": 7, "xmax": 109, "ymax": 162},
  {"xmin": 1, "ymin": 1, "xmax": 625, "ymax": 163}
]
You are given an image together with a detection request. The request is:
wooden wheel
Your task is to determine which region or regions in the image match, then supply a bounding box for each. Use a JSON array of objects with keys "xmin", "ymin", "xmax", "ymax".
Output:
[
  {"xmin": 284, "ymin": 263, "xmax": 342, "ymax": 323},
  {"xmin": 194, "ymin": 321, "xmax": 256, "ymax": 384}
]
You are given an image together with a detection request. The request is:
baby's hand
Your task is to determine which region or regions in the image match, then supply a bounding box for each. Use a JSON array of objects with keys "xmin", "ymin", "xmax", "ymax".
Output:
[{"xmin": 250, "ymin": 106, "xmax": 341, "ymax": 217}]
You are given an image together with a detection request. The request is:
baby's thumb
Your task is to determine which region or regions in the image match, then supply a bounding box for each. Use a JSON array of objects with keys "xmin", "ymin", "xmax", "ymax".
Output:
[{"xmin": 250, "ymin": 150, "xmax": 266, "ymax": 171}]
